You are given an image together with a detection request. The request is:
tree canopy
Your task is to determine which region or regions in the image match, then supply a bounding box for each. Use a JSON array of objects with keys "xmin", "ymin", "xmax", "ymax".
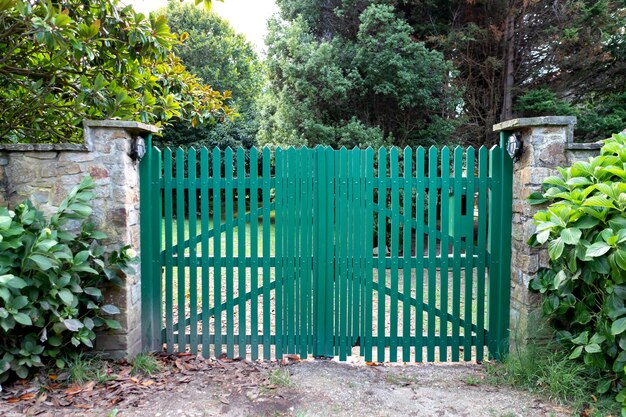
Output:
[
  {"xmin": 403, "ymin": 0, "xmax": 626, "ymax": 145},
  {"xmin": 0, "ymin": 0, "xmax": 232, "ymax": 143},
  {"xmin": 270, "ymin": 0, "xmax": 625, "ymax": 147},
  {"xmin": 160, "ymin": 0, "xmax": 263, "ymax": 150},
  {"xmin": 258, "ymin": 1, "xmax": 462, "ymax": 149}
]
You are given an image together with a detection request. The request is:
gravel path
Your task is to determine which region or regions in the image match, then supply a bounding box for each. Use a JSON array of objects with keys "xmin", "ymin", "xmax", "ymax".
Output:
[{"xmin": 1, "ymin": 358, "xmax": 571, "ymax": 417}]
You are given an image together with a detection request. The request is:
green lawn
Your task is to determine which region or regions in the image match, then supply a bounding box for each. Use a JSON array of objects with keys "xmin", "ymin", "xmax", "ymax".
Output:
[{"xmin": 162, "ymin": 213, "xmax": 276, "ymax": 257}]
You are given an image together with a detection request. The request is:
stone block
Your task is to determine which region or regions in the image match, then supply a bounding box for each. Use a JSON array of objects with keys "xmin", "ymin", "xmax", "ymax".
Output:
[
  {"xmin": 24, "ymin": 152, "xmax": 58, "ymax": 160},
  {"xmin": 88, "ymin": 165, "xmax": 109, "ymax": 180}
]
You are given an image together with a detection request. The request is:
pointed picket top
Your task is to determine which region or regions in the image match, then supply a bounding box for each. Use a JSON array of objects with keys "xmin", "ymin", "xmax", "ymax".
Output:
[
  {"xmin": 453, "ymin": 145, "xmax": 464, "ymax": 156},
  {"xmin": 250, "ymin": 146, "xmax": 259, "ymax": 157},
  {"xmin": 428, "ymin": 145, "xmax": 438, "ymax": 156},
  {"xmin": 403, "ymin": 147, "xmax": 413, "ymax": 176},
  {"xmin": 224, "ymin": 146, "xmax": 234, "ymax": 155}
]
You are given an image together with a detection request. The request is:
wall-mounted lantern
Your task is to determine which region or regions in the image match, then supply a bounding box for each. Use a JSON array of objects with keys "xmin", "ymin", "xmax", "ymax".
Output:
[{"xmin": 506, "ymin": 133, "xmax": 523, "ymax": 161}]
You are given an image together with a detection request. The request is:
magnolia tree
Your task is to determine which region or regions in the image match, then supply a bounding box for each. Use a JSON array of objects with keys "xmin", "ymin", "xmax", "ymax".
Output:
[{"xmin": 0, "ymin": 0, "xmax": 231, "ymax": 143}]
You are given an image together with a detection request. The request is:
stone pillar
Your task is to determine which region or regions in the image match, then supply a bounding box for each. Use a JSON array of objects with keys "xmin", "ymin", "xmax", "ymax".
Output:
[
  {"xmin": 0, "ymin": 120, "xmax": 158, "ymax": 359},
  {"xmin": 492, "ymin": 116, "xmax": 601, "ymax": 344}
]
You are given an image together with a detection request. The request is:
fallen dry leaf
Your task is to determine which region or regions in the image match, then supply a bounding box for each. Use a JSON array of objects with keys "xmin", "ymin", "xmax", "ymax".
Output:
[{"xmin": 63, "ymin": 384, "xmax": 82, "ymax": 396}]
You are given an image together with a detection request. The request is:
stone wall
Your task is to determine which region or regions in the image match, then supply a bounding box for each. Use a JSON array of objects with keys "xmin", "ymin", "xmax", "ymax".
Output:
[
  {"xmin": 0, "ymin": 120, "xmax": 158, "ymax": 359},
  {"xmin": 493, "ymin": 116, "xmax": 602, "ymax": 344}
]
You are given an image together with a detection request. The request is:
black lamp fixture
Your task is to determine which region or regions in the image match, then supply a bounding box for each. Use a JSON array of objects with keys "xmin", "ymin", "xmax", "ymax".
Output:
[
  {"xmin": 130, "ymin": 136, "xmax": 146, "ymax": 161},
  {"xmin": 506, "ymin": 133, "xmax": 523, "ymax": 161}
]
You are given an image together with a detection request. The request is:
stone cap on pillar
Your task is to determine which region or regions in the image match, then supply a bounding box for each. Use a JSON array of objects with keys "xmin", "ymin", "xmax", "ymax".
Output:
[
  {"xmin": 83, "ymin": 120, "xmax": 160, "ymax": 152},
  {"xmin": 493, "ymin": 116, "xmax": 601, "ymax": 151},
  {"xmin": 492, "ymin": 116, "xmax": 577, "ymax": 133}
]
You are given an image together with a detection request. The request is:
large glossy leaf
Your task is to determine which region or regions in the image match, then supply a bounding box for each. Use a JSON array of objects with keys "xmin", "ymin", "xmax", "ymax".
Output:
[
  {"xmin": 63, "ymin": 318, "xmax": 84, "ymax": 332},
  {"xmin": 586, "ymin": 242, "xmax": 611, "ymax": 258},
  {"xmin": 560, "ymin": 228, "xmax": 582, "ymax": 245},
  {"xmin": 548, "ymin": 238, "xmax": 565, "ymax": 261},
  {"xmin": 611, "ymin": 317, "xmax": 626, "ymax": 335}
]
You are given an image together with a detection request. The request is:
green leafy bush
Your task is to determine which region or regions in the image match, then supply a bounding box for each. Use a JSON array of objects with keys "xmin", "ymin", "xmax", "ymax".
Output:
[
  {"xmin": 529, "ymin": 132, "xmax": 626, "ymax": 411},
  {"xmin": 0, "ymin": 177, "xmax": 136, "ymax": 383}
]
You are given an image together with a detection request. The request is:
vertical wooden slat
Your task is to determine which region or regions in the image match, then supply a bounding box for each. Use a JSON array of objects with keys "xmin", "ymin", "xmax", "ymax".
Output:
[
  {"xmin": 250, "ymin": 147, "xmax": 259, "ymax": 360},
  {"xmin": 212, "ymin": 147, "xmax": 223, "ymax": 357},
  {"xmin": 338, "ymin": 147, "xmax": 348, "ymax": 361},
  {"xmin": 285, "ymin": 148, "xmax": 295, "ymax": 354},
  {"xmin": 224, "ymin": 148, "xmax": 235, "ymax": 357},
  {"xmin": 476, "ymin": 146, "xmax": 489, "ymax": 361},
  {"xmin": 402, "ymin": 147, "xmax": 413, "ymax": 362},
  {"xmin": 325, "ymin": 147, "xmax": 335, "ymax": 357},
  {"xmin": 354, "ymin": 149, "xmax": 364, "ymax": 357},
  {"xmin": 427, "ymin": 146, "xmax": 438, "ymax": 362},
  {"xmin": 377, "ymin": 147, "xmax": 387, "ymax": 362},
  {"xmin": 200, "ymin": 148, "xmax": 210, "ymax": 358},
  {"xmin": 275, "ymin": 148, "xmax": 284, "ymax": 358},
  {"xmin": 463, "ymin": 147, "xmax": 476, "ymax": 361},
  {"xmin": 139, "ymin": 140, "xmax": 154, "ymax": 349},
  {"xmin": 415, "ymin": 147, "xmax": 425, "ymax": 362},
  {"xmin": 389, "ymin": 147, "xmax": 400, "ymax": 362},
  {"xmin": 498, "ymin": 137, "xmax": 513, "ymax": 359},
  {"xmin": 175, "ymin": 148, "xmax": 186, "ymax": 352},
  {"xmin": 439, "ymin": 146, "xmax": 451, "ymax": 362},
  {"xmin": 303, "ymin": 149, "xmax": 313, "ymax": 357},
  {"xmin": 262, "ymin": 147, "xmax": 271, "ymax": 359},
  {"xmin": 293, "ymin": 148, "xmax": 306, "ymax": 353},
  {"xmin": 295, "ymin": 148, "xmax": 304, "ymax": 357},
  {"xmin": 237, "ymin": 147, "xmax": 247, "ymax": 358},
  {"xmin": 488, "ymin": 145, "xmax": 503, "ymax": 359},
  {"xmin": 451, "ymin": 146, "xmax": 463, "ymax": 361},
  {"xmin": 188, "ymin": 148, "xmax": 199, "ymax": 354},
  {"xmin": 364, "ymin": 147, "xmax": 375, "ymax": 362},
  {"xmin": 163, "ymin": 148, "xmax": 174, "ymax": 352},
  {"xmin": 353, "ymin": 148, "xmax": 363, "ymax": 355},
  {"xmin": 314, "ymin": 146, "xmax": 325, "ymax": 357},
  {"xmin": 151, "ymin": 146, "xmax": 163, "ymax": 350}
]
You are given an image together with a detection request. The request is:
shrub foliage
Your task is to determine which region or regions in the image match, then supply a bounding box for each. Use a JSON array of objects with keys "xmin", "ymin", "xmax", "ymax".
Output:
[
  {"xmin": 529, "ymin": 133, "xmax": 626, "ymax": 410},
  {"xmin": 0, "ymin": 177, "xmax": 136, "ymax": 383}
]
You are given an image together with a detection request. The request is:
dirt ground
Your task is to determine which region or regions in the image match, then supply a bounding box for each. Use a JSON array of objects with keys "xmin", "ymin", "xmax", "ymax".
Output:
[{"xmin": 0, "ymin": 355, "xmax": 572, "ymax": 417}]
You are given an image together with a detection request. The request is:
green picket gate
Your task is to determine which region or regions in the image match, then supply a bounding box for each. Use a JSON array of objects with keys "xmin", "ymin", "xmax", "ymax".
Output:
[{"xmin": 140, "ymin": 136, "xmax": 513, "ymax": 363}]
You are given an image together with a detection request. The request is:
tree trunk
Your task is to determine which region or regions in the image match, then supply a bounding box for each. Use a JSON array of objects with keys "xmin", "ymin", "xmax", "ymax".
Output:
[{"xmin": 500, "ymin": 12, "xmax": 515, "ymax": 122}]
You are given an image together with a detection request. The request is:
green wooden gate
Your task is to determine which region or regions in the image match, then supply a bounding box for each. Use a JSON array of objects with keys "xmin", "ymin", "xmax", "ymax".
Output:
[{"xmin": 140, "ymin": 136, "xmax": 513, "ymax": 362}]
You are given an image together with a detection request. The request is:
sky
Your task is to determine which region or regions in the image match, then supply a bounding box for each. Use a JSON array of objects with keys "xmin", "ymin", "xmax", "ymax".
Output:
[{"xmin": 125, "ymin": 0, "xmax": 280, "ymax": 52}]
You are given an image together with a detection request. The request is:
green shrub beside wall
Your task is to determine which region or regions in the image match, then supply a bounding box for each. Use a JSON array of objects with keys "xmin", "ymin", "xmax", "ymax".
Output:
[
  {"xmin": 0, "ymin": 177, "xmax": 136, "ymax": 384},
  {"xmin": 529, "ymin": 133, "xmax": 626, "ymax": 411}
]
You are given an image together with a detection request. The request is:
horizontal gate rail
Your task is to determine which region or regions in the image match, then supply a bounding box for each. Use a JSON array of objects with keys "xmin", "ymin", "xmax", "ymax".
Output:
[
  {"xmin": 158, "ymin": 177, "xmax": 492, "ymax": 189},
  {"xmin": 162, "ymin": 254, "xmax": 488, "ymax": 268}
]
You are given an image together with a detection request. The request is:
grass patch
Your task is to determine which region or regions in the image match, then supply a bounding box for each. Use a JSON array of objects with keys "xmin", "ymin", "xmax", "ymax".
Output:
[
  {"xmin": 268, "ymin": 367, "xmax": 292, "ymax": 387},
  {"xmin": 131, "ymin": 353, "xmax": 161, "ymax": 376},
  {"xmin": 486, "ymin": 335, "xmax": 619, "ymax": 416},
  {"xmin": 66, "ymin": 354, "xmax": 113, "ymax": 385},
  {"xmin": 465, "ymin": 375, "xmax": 481, "ymax": 386}
]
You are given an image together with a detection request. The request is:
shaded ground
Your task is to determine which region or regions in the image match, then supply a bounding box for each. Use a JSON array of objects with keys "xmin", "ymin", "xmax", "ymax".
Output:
[{"xmin": 0, "ymin": 354, "xmax": 572, "ymax": 417}]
